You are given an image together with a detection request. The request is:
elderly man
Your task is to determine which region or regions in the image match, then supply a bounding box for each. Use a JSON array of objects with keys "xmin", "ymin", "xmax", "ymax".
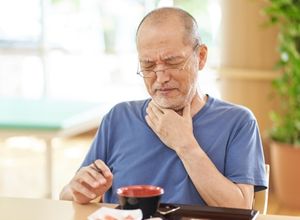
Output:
[{"xmin": 60, "ymin": 7, "xmax": 267, "ymax": 209}]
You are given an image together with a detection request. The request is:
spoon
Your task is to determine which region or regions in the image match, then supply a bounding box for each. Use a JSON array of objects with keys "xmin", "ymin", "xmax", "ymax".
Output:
[{"xmin": 157, "ymin": 205, "xmax": 180, "ymax": 215}]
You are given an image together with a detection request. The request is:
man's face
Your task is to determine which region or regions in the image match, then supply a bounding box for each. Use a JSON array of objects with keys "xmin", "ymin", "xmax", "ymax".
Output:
[{"xmin": 137, "ymin": 21, "xmax": 201, "ymax": 110}]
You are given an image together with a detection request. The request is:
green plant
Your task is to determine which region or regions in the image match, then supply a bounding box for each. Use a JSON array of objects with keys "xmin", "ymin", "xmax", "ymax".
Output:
[{"xmin": 264, "ymin": 0, "xmax": 300, "ymax": 146}]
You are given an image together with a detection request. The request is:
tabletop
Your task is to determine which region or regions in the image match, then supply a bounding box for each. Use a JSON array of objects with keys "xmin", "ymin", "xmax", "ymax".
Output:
[{"xmin": 0, "ymin": 197, "xmax": 299, "ymax": 220}]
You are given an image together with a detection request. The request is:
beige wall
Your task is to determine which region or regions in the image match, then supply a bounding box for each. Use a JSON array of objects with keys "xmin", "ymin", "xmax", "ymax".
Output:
[
  {"xmin": 218, "ymin": 0, "xmax": 281, "ymax": 163},
  {"xmin": 219, "ymin": 0, "xmax": 278, "ymax": 69},
  {"xmin": 218, "ymin": 0, "xmax": 280, "ymax": 133}
]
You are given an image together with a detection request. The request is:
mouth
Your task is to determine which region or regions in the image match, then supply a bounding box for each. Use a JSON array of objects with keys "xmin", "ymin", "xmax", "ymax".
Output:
[{"xmin": 156, "ymin": 88, "xmax": 177, "ymax": 95}]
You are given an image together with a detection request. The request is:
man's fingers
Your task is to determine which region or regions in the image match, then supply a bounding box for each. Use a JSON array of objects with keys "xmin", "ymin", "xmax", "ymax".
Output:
[
  {"xmin": 93, "ymin": 160, "xmax": 113, "ymax": 179},
  {"xmin": 71, "ymin": 181, "xmax": 96, "ymax": 199},
  {"xmin": 150, "ymin": 101, "xmax": 166, "ymax": 114},
  {"xmin": 79, "ymin": 170, "xmax": 101, "ymax": 188},
  {"xmin": 145, "ymin": 114, "xmax": 155, "ymax": 131},
  {"xmin": 69, "ymin": 160, "xmax": 114, "ymax": 204},
  {"xmin": 75, "ymin": 160, "xmax": 113, "ymax": 189},
  {"xmin": 183, "ymin": 103, "xmax": 191, "ymax": 119},
  {"xmin": 148, "ymin": 102, "xmax": 163, "ymax": 118},
  {"xmin": 146, "ymin": 106, "xmax": 159, "ymax": 123},
  {"xmin": 88, "ymin": 166, "xmax": 103, "ymax": 182}
]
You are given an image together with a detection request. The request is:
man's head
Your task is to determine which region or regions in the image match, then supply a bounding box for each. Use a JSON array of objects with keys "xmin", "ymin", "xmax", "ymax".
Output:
[{"xmin": 136, "ymin": 7, "xmax": 207, "ymax": 111}]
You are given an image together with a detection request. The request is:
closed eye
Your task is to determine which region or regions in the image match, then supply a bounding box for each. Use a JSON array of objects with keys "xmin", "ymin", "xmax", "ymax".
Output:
[
  {"xmin": 140, "ymin": 57, "xmax": 184, "ymax": 69},
  {"xmin": 164, "ymin": 61, "xmax": 185, "ymax": 69},
  {"xmin": 163, "ymin": 55, "xmax": 185, "ymax": 64},
  {"xmin": 140, "ymin": 63, "xmax": 155, "ymax": 69}
]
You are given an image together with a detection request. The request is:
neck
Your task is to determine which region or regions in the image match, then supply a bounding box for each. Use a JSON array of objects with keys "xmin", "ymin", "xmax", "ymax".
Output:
[{"xmin": 175, "ymin": 92, "xmax": 207, "ymax": 116}]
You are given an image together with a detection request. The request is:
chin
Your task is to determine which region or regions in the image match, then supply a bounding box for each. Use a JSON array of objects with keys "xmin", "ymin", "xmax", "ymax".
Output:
[{"xmin": 153, "ymin": 97, "xmax": 184, "ymax": 110}]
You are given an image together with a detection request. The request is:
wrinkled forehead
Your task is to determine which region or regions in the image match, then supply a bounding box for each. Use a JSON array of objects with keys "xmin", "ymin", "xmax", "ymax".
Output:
[
  {"xmin": 137, "ymin": 45, "xmax": 188, "ymax": 63},
  {"xmin": 136, "ymin": 23, "xmax": 188, "ymax": 61}
]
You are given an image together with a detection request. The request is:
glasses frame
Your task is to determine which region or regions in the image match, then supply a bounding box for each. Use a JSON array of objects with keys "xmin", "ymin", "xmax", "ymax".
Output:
[{"xmin": 136, "ymin": 43, "xmax": 200, "ymax": 78}]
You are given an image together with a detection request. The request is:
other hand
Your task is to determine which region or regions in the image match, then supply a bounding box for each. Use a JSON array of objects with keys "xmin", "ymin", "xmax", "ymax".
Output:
[{"xmin": 69, "ymin": 159, "xmax": 113, "ymax": 204}]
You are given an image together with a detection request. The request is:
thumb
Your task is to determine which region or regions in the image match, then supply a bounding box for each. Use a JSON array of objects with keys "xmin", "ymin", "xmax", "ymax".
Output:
[{"xmin": 183, "ymin": 103, "xmax": 191, "ymax": 119}]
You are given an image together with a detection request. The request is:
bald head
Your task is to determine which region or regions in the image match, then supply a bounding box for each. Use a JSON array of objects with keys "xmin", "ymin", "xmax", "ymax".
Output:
[{"xmin": 136, "ymin": 7, "xmax": 201, "ymax": 46}]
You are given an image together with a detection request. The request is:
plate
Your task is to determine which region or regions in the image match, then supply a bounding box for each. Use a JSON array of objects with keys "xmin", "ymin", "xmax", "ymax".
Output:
[{"xmin": 88, "ymin": 207, "xmax": 143, "ymax": 220}]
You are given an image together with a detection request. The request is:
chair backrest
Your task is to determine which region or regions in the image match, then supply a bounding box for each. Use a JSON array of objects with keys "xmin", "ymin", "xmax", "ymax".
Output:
[{"xmin": 253, "ymin": 164, "xmax": 270, "ymax": 215}]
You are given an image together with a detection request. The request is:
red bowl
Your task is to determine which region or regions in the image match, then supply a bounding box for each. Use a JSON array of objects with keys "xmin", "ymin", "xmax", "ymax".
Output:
[
  {"xmin": 117, "ymin": 185, "xmax": 164, "ymax": 197},
  {"xmin": 117, "ymin": 185, "xmax": 164, "ymax": 218}
]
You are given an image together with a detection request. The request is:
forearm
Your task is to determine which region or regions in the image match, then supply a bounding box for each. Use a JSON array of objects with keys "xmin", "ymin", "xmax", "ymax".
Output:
[{"xmin": 176, "ymin": 139, "xmax": 253, "ymax": 209}]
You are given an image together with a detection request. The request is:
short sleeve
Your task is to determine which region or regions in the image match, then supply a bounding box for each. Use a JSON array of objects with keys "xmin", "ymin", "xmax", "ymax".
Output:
[
  {"xmin": 79, "ymin": 114, "xmax": 110, "ymax": 168},
  {"xmin": 225, "ymin": 119, "xmax": 267, "ymax": 192}
]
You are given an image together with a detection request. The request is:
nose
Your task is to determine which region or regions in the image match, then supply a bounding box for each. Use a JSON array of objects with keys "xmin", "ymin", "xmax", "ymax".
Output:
[{"xmin": 155, "ymin": 69, "xmax": 171, "ymax": 84}]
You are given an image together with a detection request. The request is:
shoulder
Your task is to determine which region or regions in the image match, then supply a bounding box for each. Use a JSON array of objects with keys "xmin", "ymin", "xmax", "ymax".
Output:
[
  {"xmin": 104, "ymin": 99, "xmax": 150, "ymax": 121},
  {"xmin": 208, "ymin": 96, "xmax": 256, "ymax": 122},
  {"xmin": 110, "ymin": 99, "xmax": 150, "ymax": 113}
]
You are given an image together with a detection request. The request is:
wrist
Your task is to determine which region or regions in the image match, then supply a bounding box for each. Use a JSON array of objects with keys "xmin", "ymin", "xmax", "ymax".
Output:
[{"xmin": 175, "ymin": 137, "xmax": 202, "ymax": 158}]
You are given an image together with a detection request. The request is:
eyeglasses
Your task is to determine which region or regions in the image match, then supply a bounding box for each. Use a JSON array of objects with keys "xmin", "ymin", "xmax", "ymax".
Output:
[{"xmin": 136, "ymin": 44, "xmax": 200, "ymax": 78}]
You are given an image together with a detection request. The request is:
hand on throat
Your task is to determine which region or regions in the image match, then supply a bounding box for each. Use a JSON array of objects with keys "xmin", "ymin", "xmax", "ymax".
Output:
[{"xmin": 154, "ymin": 93, "xmax": 207, "ymax": 117}]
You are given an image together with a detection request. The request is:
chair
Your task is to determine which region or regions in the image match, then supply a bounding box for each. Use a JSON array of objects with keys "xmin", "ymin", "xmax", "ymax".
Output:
[{"xmin": 253, "ymin": 164, "xmax": 270, "ymax": 215}]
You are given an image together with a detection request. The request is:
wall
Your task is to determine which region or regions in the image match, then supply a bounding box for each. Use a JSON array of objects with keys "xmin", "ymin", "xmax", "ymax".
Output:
[{"xmin": 218, "ymin": 0, "xmax": 280, "ymax": 164}]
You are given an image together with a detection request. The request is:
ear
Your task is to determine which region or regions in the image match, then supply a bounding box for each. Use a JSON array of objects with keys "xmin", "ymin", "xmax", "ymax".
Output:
[{"xmin": 197, "ymin": 44, "xmax": 208, "ymax": 70}]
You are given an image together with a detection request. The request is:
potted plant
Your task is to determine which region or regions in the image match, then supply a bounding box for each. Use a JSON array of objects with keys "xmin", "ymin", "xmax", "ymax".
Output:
[{"xmin": 264, "ymin": 0, "xmax": 300, "ymax": 208}]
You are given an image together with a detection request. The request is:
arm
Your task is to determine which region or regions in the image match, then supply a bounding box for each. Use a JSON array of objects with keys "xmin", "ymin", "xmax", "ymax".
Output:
[
  {"xmin": 145, "ymin": 101, "xmax": 253, "ymax": 209},
  {"xmin": 59, "ymin": 160, "xmax": 113, "ymax": 204},
  {"xmin": 177, "ymin": 138, "xmax": 253, "ymax": 208}
]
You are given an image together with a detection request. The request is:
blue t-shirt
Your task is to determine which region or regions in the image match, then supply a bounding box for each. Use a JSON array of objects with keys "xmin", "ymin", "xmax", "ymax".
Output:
[{"xmin": 80, "ymin": 96, "xmax": 267, "ymax": 205}]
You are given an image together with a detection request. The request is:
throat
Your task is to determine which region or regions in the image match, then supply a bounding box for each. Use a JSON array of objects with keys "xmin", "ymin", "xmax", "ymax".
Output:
[{"xmin": 190, "ymin": 94, "xmax": 208, "ymax": 117}]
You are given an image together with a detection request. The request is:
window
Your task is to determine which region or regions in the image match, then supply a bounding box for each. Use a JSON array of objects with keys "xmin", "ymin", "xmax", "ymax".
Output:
[{"xmin": 0, "ymin": 0, "xmax": 220, "ymax": 102}]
